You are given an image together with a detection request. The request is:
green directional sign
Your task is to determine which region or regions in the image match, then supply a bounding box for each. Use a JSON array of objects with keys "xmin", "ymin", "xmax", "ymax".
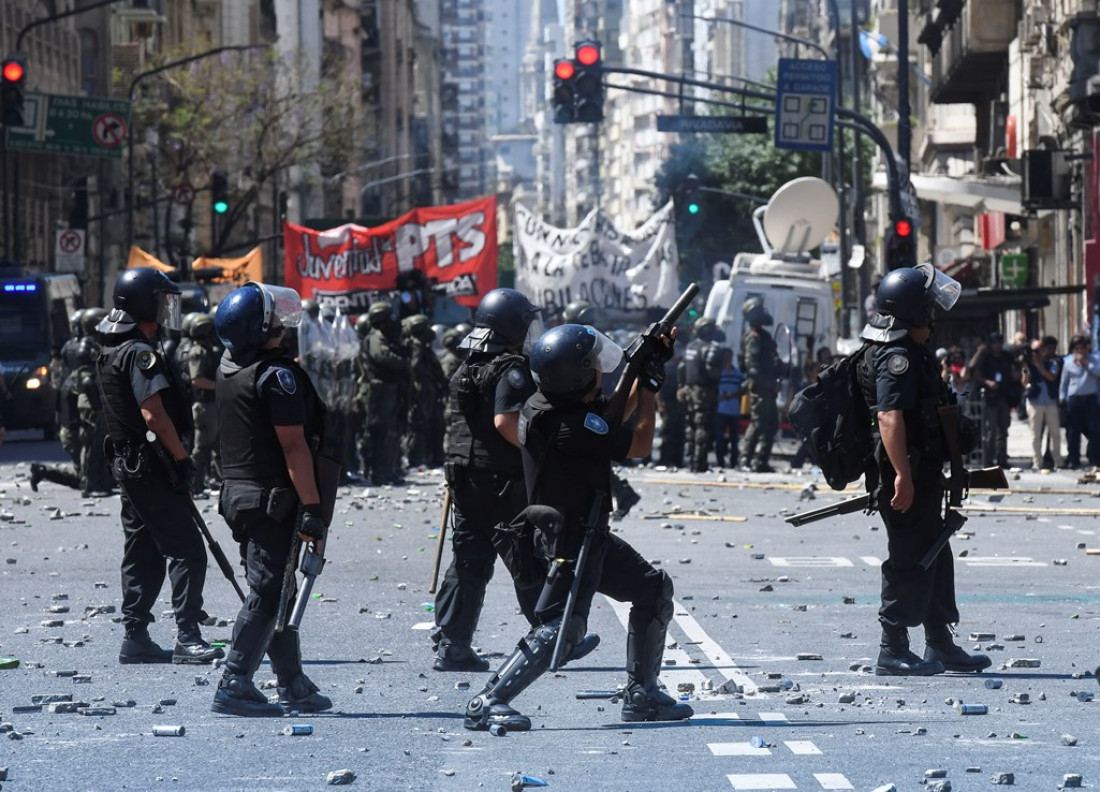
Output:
[{"xmin": 5, "ymin": 92, "xmax": 132, "ymax": 160}]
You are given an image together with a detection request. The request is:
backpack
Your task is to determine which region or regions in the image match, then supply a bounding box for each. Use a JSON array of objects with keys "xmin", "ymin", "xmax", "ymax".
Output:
[{"xmin": 788, "ymin": 344, "xmax": 875, "ymax": 491}]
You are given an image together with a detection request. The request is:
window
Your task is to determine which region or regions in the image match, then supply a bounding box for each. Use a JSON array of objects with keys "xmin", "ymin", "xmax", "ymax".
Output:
[{"xmin": 79, "ymin": 29, "xmax": 99, "ymax": 96}]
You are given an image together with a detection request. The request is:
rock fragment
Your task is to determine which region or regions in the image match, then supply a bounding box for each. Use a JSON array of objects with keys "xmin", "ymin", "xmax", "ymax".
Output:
[
  {"xmin": 990, "ymin": 773, "xmax": 1015, "ymax": 785},
  {"xmin": 326, "ymin": 769, "xmax": 356, "ymax": 785}
]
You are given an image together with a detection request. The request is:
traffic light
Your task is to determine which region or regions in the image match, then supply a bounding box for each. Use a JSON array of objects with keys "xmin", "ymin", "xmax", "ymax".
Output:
[
  {"xmin": 683, "ymin": 173, "xmax": 702, "ymax": 216},
  {"xmin": 210, "ymin": 169, "xmax": 229, "ymax": 215},
  {"xmin": 551, "ymin": 58, "xmax": 576, "ymax": 124},
  {"xmin": 886, "ymin": 217, "xmax": 916, "ymax": 269},
  {"xmin": 572, "ymin": 40, "xmax": 603, "ymax": 123},
  {"xmin": 1, "ymin": 56, "xmax": 27, "ymax": 128}
]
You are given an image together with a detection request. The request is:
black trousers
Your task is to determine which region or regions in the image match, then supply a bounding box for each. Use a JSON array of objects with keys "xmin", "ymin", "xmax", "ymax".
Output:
[
  {"xmin": 535, "ymin": 530, "xmax": 667, "ymax": 638},
  {"xmin": 877, "ymin": 470, "xmax": 959, "ymax": 630},
  {"xmin": 119, "ymin": 478, "xmax": 208, "ymax": 634},
  {"xmin": 434, "ymin": 466, "xmax": 539, "ymax": 644},
  {"xmin": 222, "ymin": 494, "xmax": 304, "ymax": 685}
]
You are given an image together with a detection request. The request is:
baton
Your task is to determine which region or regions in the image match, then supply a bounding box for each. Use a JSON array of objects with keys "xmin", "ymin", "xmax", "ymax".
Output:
[
  {"xmin": 428, "ymin": 487, "xmax": 453, "ymax": 595},
  {"xmin": 145, "ymin": 430, "xmax": 245, "ymax": 603},
  {"xmin": 550, "ymin": 491, "xmax": 603, "ymax": 672}
]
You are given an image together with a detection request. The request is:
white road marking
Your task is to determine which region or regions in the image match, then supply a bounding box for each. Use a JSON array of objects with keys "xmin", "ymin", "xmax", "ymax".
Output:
[
  {"xmin": 757, "ymin": 712, "xmax": 789, "ymax": 724},
  {"xmin": 709, "ymin": 742, "xmax": 772, "ymax": 756},
  {"xmin": 962, "ymin": 556, "xmax": 1047, "ymax": 567},
  {"xmin": 605, "ymin": 597, "xmax": 710, "ymax": 695},
  {"xmin": 672, "ymin": 600, "xmax": 762, "ymax": 697},
  {"xmin": 411, "ymin": 622, "xmax": 435, "ymax": 631},
  {"xmin": 859, "ymin": 556, "xmax": 883, "ymax": 567},
  {"xmin": 727, "ymin": 774, "xmax": 797, "ymax": 790},
  {"xmin": 769, "ymin": 557, "xmax": 854, "ymax": 568},
  {"xmin": 1078, "ymin": 529, "xmax": 1096, "ymax": 535},
  {"xmin": 784, "ymin": 740, "xmax": 822, "ymax": 755},
  {"xmin": 814, "ymin": 773, "xmax": 853, "ymax": 790}
]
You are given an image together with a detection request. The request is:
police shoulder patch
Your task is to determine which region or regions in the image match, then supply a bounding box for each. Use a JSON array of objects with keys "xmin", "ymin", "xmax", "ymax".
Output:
[
  {"xmin": 135, "ymin": 349, "xmax": 157, "ymax": 372},
  {"xmin": 887, "ymin": 353, "xmax": 910, "ymax": 375},
  {"xmin": 506, "ymin": 366, "xmax": 528, "ymax": 390},
  {"xmin": 584, "ymin": 412, "xmax": 609, "ymax": 435},
  {"xmin": 275, "ymin": 367, "xmax": 298, "ymax": 395}
]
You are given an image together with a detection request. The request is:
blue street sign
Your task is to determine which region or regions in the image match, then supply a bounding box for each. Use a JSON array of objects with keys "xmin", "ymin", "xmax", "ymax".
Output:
[{"xmin": 774, "ymin": 58, "xmax": 837, "ymax": 152}]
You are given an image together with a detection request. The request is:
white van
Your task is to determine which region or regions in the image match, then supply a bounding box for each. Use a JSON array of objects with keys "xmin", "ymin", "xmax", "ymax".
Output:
[{"xmin": 703, "ymin": 177, "xmax": 840, "ymax": 406}]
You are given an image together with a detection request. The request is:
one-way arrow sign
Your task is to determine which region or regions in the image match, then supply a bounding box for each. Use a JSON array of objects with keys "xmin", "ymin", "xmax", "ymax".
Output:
[{"xmin": 657, "ymin": 115, "xmax": 768, "ymax": 134}]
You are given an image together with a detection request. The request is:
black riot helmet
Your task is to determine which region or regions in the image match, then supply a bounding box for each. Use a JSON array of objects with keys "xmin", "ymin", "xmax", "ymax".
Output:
[
  {"xmin": 876, "ymin": 264, "xmax": 961, "ymax": 329},
  {"xmin": 80, "ymin": 308, "xmax": 107, "ymax": 336},
  {"xmin": 741, "ymin": 297, "xmax": 773, "ymax": 328},
  {"xmin": 462, "ymin": 288, "xmax": 541, "ymax": 353},
  {"xmin": 101, "ymin": 267, "xmax": 182, "ymax": 335},
  {"xmin": 367, "ymin": 301, "xmax": 397, "ymax": 329},
  {"xmin": 529, "ymin": 324, "xmax": 624, "ymax": 398},
  {"xmin": 563, "ymin": 299, "xmax": 598, "ymax": 325}
]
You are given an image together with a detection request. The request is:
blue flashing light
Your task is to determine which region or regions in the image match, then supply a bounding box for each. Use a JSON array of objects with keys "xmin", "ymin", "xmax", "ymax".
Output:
[{"xmin": 3, "ymin": 283, "xmax": 37, "ymax": 293}]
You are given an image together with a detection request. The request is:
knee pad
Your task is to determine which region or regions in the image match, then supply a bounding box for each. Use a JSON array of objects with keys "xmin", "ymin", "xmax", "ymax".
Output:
[{"xmin": 655, "ymin": 571, "xmax": 674, "ymax": 627}]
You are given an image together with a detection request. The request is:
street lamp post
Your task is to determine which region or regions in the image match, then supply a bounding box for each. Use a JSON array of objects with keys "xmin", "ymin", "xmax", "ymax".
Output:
[
  {"xmin": 126, "ymin": 45, "xmax": 268, "ymax": 251},
  {"xmin": 358, "ymin": 168, "xmax": 440, "ymax": 217}
]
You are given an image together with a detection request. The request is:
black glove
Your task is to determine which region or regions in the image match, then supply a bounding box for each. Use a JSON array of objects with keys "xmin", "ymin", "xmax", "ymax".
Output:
[
  {"xmin": 640, "ymin": 359, "xmax": 665, "ymax": 392},
  {"xmin": 173, "ymin": 457, "xmax": 194, "ymax": 492},
  {"xmin": 627, "ymin": 327, "xmax": 675, "ymax": 366},
  {"xmin": 300, "ymin": 504, "xmax": 327, "ymax": 541}
]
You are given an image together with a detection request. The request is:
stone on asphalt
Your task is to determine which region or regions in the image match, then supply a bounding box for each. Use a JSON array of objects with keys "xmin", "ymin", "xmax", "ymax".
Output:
[
  {"xmin": 326, "ymin": 769, "xmax": 356, "ymax": 785},
  {"xmin": 925, "ymin": 781, "xmax": 951, "ymax": 792},
  {"xmin": 1062, "ymin": 774, "xmax": 1083, "ymax": 788},
  {"xmin": 1062, "ymin": 734, "xmax": 1078, "ymax": 746},
  {"xmin": 990, "ymin": 773, "xmax": 1014, "ymax": 785}
]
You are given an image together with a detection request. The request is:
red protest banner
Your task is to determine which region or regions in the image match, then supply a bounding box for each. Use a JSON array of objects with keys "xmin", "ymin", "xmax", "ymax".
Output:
[{"xmin": 283, "ymin": 196, "xmax": 498, "ymax": 311}]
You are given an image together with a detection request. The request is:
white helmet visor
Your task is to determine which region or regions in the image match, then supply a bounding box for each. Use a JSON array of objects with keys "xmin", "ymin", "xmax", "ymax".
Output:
[
  {"xmin": 918, "ymin": 263, "xmax": 962, "ymax": 312},
  {"xmin": 522, "ymin": 315, "xmax": 546, "ymax": 354},
  {"xmin": 156, "ymin": 292, "xmax": 183, "ymax": 332},
  {"xmin": 250, "ymin": 283, "xmax": 303, "ymax": 331},
  {"xmin": 585, "ymin": 326, "xmax": 624, "ymax": 373}
]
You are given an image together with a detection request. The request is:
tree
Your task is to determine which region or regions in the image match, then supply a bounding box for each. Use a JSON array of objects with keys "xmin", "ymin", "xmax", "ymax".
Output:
[{"xmin": 131, "ymin": 46, "xmax": 360, "ymax": 260}]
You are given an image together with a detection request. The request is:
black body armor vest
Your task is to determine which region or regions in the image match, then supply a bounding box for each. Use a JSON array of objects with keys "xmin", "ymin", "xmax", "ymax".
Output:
[
  {"xmin": 97, "ymin": 333, "xmax": 189, "ymax": 450},
  {"xmin": 444, "ymin": 352, "xmax": 527, "ymax": 474}
]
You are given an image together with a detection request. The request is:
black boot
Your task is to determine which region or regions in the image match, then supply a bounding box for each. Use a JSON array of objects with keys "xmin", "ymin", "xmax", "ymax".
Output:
[
  {"xmin": 875, "ymin": 624, "xmax": 944, "ymax": 676},
  {"xmin": 29, "ymin": 463, "xmax": 43, "ymax": 492},
  {"xmin": 434, "ymin": 642, "xmax": 490, "ymax": 672},
  {"xmin": 620, "ymin": 613, "xmax": 693, "ymax": 722},
  {"xmin": 173, "ymin": 626, "xmax": 225, "ymax": 665},
  {"xmin": 277, "ymin": 674, "xmax": 333, "ymax": 714},
  {"xmin": 119, "ymin": 628, "xmax": 172, "ymax": 664},
  {"xmin": 30, "ymin": 464, "xmax": 81, "ymax": 492},
  {"xmin": 924, "ymin": 624, "xmax": 992, "ymax": 673},
  {"xmin": 464, "ymin": 622, "xmax": 564, "ymax": 732},
  {"xmin": 212, "ymin": 674, "xmax": 283, "ymax": 716},
  {"xmin": 610, "ymin": 476, "xmax": 641, "ymax": 521}
]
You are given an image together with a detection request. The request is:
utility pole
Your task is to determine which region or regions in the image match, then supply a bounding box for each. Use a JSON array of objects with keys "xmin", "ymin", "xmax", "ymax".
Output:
[
  {"xmin": 897, "ymin": 0, "xmax": 911, "ymax": 175},
  {"xmin": 849, "ymin": 0, "xmax": 866, "ymax": 334}
]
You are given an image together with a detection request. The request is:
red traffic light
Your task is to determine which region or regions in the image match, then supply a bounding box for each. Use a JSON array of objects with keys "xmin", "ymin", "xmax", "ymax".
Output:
[
  {"xmin": 2, "ymin": 60, "xmax": 25, "ymax": 83},
  {"xmin": 554, "ymin": 59, "xmax": 576, "ymax": 81},
  {"xmin": 894, "ymin": 219, "xmax": 912, "ymax": 238},
  {"xmin": 576, "ymin": 43, "xmax": 601, "ymax": 66}
]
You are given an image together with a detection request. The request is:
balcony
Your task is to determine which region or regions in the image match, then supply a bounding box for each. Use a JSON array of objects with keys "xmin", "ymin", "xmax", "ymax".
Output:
[{"xmin": 928, "ymin": 0, "xmax": 1015, "ymax": 104}]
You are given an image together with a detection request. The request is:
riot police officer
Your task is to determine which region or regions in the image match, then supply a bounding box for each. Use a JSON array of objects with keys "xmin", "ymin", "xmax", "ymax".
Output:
[
  {"xmin": 404, "ymin": 314, "xmax": 448, "ymax": 469},
  {"xmin": 740, "ymin": 297, "xmax": 781, "ymax": 472},
  {"xmin": 562, "ymin": 299, "xmax": 599, "ymax": 326},
  {"xmin": 433, "ymin": 289, "xmax": 546, "ymax": 671},
  {"xmin": 464, "ymin": 323, "xmax": 691, "ymax": 732},
  {"xmin": 187, "ymin": 313, "xmax": 220, "ymax": 494},
  {"xmin": 362, "ymin": 302, "xmax": 411, "ymax": 485},
  {"xmin": 210, "ymin": 282, "xmax": 333, "ymax": 716},
  {"xmin": 856, "ymin": 265, "xmax": 990, "ymax": 676},
  {"xmin": 678, "ymin": 317, "xmax": 726, "ymax": 473},
  {"xmin": 95, "ymin": 267, "xmax": 222, "ymax": 665},
  {"xmin": 439, "ymin": 328, "xmax": 466, "ymax": 381}
]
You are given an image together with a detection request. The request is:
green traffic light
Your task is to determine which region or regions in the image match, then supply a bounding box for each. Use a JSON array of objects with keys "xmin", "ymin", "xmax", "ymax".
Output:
[
  {"xmin": 213, "ymin": 200, "xmax": 228, "ymax": 214},
  {"xmin": 688, "ymin": 203, "xmax": 700, "ymax": 215}
]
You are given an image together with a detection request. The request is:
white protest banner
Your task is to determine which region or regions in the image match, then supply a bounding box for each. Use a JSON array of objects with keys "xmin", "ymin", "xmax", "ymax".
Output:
[{"xmin": 513, "ymin": 202, "xmax": 679, "ymax": 316}]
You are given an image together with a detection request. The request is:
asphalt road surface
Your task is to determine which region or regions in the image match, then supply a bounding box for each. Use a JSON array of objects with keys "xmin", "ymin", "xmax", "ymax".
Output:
[{"xmin": 1, "ymin": 436, "xmax": 1098, "ymax": 792}]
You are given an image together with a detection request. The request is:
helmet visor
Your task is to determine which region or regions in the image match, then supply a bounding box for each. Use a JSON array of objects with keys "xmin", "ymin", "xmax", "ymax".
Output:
[
  {"xmin": 920, "ymin": 264, "xmax": 962, "ymax": 312},
  {"xmin": 522, "ymin": 315, "xmax": 546, "ymax": 354},
  {"xmin": 253, "ymin": 283, "xmax": 303, "ymax": 330},
  {"xmin": 585, "ymin": 326, "xmax": 624, "ymax": 373},
  {"xmin": 156, "ymin": 291, "xmax": 182, "ymax": 332}
]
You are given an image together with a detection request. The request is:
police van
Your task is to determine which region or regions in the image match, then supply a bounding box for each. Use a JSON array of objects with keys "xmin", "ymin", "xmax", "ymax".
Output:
[
  {"xmin": 0, "ymin": 270, "xmax": 83, "ymax": 436},
  {"xmin": 703, "ymin": 178, "xmax": 839, "ymax": 404}
]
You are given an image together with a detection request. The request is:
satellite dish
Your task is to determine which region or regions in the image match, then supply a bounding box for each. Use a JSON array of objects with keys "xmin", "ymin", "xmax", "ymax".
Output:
[{"xmin": 763, "ymin": 177, "xmax": 840, "ymax": 255}]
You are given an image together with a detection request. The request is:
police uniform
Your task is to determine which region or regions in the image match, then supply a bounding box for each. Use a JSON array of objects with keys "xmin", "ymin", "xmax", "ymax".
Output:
[
  {"xmin": 433, "ymin": 351, "xmax": 541, "ymax": 670},
  {"xmin": 363, "ymin": 320, "xmax": 411, "ymax": 484},
  {"xmin": 679, "ymin": 337, "xmax": 724, "ymax": 472},
  {"xmin": 657, "ymin": 357, "xmax": 685, "ymax": 467},
  {"xmin": 214, "ymin": 347, "xmax": 331, "ymax": 715},
  {"xmin": 740, "ymin": 325, "xmax": 780, "ymax": 471},
  {"xmin": 97, "ymin": 328, "xmax": 218, "ymax": 663},
  {"xmin": 405, "ymin": 322, "xmax": 448, "ymax": 469},
  {"xmin": 463, "ymin": 390, "xmax": 687, "ymax": 730},
  {"xmin": 188, "ymin": 340, "xmax": 220, "ymax": 492}
]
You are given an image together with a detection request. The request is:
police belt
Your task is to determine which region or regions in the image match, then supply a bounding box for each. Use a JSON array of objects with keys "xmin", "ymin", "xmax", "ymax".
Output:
[{"xmin": 105, "ymin": 438, "xmax": 154, "ymax": 479}]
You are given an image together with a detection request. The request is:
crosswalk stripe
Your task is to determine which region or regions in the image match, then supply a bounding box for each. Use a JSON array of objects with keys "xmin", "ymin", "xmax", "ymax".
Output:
[
  {"xmin": 604, "ymin": 597, "xmax": 710, "ymax": 695},
  {"xmin": 784, "ymin": 740, "xmax": 822, "ymax": 755},
  {"xmin": 727, "ymin": 774, "xmax": 797, "ymax": 790},
  {"xmin": 859, "ymin": 556, "xmax": 882, "ymax": 567},
  {"xmin": 411, "ymin": 622, "xmax": 434, "ymax": 631},
  {"xmin": 814, "ymin": 773, "xmax": 853, "ymax": 790},
  {"xmin": 769, "ymin": 557, "xmax": 854, "ymax": 568},
  {"xmin": 672, "ymin": 600, "xmax": 762, "ymax": 697},
  {"xmin": 757, "ymin": 712, "xmax": 788, "ymax": 724},
  {"xmin": 709, "ymin": 742, "xmax": 772, "ymax": 756},
  {"xmin": 962, "ymin": 556, "xmax": 1047, "ymax": 567}
]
